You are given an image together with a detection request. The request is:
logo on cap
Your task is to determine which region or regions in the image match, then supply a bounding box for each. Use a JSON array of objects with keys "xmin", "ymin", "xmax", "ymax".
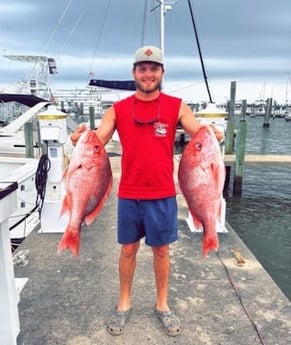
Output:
[{"xmin": 145, "ymin": 48, "xmax": 153, "ymax": 56}]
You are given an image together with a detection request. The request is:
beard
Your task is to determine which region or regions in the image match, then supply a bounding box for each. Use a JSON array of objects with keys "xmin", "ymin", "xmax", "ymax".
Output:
[{"xmin": 135, "ymin": 80, "xmax": 162, "ymax": 94}]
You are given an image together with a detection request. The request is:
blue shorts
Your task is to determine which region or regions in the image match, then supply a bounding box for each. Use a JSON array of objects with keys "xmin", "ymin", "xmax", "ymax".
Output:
[{"xmin": 117, "ymin": 197, "xmax": 178, "ymax": 247}]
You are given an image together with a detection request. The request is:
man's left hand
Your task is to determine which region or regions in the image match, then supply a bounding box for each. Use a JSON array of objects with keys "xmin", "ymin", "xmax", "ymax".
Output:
[{"xmin": 209, "ymin": 124, "xmax": 224, "ymax": 142}]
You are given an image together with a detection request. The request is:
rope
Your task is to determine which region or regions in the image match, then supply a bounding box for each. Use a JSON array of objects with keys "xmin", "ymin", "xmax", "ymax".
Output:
[
  {"xmin": 35, "ymin": 153, "xmax": 51, "ymax": 216},
  {"xmin": 216, "ymin": 251, "xmax": 267, "ymax": 345},
  {"xmin": 88, "ymin": 0, "xmax": 112, "ymax": 82},
  {"xmin": 187, "ymin": 0, "xmax": 213, "ymax": 103},
  {"xmin": 57, "ymin": 10, "xmax": 85, "ymax": 59},
  {"xmin": 42, "ymin": 0, "xmax": 74, "ymax": 53},
  {"xmin": 28, "ymin": 0, "xmax": 74, "ymax": 83},
  {"xmin": 9, "ymin": 152, "xmax": 51, "ymax": 251}
]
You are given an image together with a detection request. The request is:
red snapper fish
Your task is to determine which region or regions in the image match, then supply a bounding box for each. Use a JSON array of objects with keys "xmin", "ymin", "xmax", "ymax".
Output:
[
  {"xmin": 178, "ymin": 125, "xmax": 225, "ymax": 257},
  {"xmin": 58, "ymin": 129, "xmax": 112, "ymax": 257}
]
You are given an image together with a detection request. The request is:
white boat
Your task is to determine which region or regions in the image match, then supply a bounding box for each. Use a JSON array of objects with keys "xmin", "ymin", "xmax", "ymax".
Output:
[
  {"xmin": 0, "ymin": 156, "xmax": 41, "ymax": 247},
  {"xmin": 0, "ymin": 56, "xmax": 55, "ymax": 246},
  {"xmin": 0, "ymin": 95, "xmax": 49, "ymax": 156},
  {"xmin": 0, "ymin": 94, "xmax": 50, "ymax": 246},
  {"xmin": 0, "ymin": 54, "xmax": 58, "ymax": 155},
  {"xmin": 0, "ymin": 92, "xmax": 54, "ymax": 345}
]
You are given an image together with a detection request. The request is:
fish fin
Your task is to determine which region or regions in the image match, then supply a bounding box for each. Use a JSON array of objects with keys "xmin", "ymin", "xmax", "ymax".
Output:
[
  {"xmin": 57, "ymin": 227, "xmax": 80, "ymax": 257},
  {"xmin": 210, "ymin": 163, "xmax": 220, "ymax": 188},
  {"xmin": 202, "ymin": 232, "xmax": 219, "ymax": 257},
  {"xmin": 190, "ymin": 212, "xmax": 202, "ymax": 230},
  {"xmin": 217, "ymin": 200, "xmax": 223, "ymax": 223},
  {"xmin": 60, "ymin": 191, "xmax": 73, "ymax": 216},
  {"xmin": 60, "ymin": 196, "xmax": 70, "ymax": 216},
  {"xmin": 84, "ymin": 178, "xmax": 113, "ymax": 225},
  {"xmin": 62, "ymin": 166, "xmax": 68, "ymax": 180},
  {"xmin": 211, "ymin": 162, "xmax": 226, "ymax": 193},
  {"xmin": 80, "ymin": 156, "xmax": 101, "ymax": 170}
]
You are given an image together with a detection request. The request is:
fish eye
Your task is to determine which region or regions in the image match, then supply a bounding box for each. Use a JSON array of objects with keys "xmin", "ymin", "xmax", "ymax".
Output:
[
  {"xmin": 195, "ymin": 143, "xmax": 202, "ymax": 150},
  {"xmin": 93, "ymin": 145, "xmax": 100, "ymax": 152}
]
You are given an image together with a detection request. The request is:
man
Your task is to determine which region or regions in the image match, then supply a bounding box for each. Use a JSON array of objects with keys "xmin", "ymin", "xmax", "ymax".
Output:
[{"xmin": 71, "ymin": 45, "xmax": 223, "ymax": 336}]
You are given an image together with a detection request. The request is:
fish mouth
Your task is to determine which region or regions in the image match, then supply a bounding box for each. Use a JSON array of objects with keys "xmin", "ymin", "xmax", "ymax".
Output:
[{"xmin": 87, "ymin": 130, "xmax": 96, "ymax": 138}]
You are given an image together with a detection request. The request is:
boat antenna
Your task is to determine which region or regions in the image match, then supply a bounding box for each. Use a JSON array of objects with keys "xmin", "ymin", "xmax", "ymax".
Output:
[
  {"xmin": 187, "ymin": 0, "xmax": 213, "ymax": 103},
  {"xmin": 151, "ymin": 1, "xmax": 177, "ymax": 55}
]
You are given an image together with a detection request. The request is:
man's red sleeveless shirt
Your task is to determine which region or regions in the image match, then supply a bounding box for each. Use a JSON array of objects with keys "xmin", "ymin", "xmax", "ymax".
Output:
[{"xmin": 114, "ymin": 92, "xmax": 182, "ymax": 199}]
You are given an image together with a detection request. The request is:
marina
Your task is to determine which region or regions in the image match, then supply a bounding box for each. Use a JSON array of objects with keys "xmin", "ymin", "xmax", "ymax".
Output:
[
  {"xmin": 1, "ymin": 87, "xmax": 290, "ymax": 345},
  {"xmin": 0, "ymin": 113, "xmax": 290, "ymax": 345},
  {"xmin": 0, "ymin": 1, "xmax": 290, "ymax": 343}
]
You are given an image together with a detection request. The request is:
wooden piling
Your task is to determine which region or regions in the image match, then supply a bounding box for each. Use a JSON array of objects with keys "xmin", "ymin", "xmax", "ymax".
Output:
[
  {"xmin": 225, "ymin": 81, "xmax": 236, "ymax": 154},
  {"xmin": 263, "ymin": 98, "xmax": 272, "ymax": 127},
  {"xmin": 223, "ymin": 165, "xmax": 231, "ymax": 195},
  {"xmin": 89, "ymin": 106, "xmax": 95, "ymax": 129},
  {"xmin": 24, "ymin": 122, "xmax": 34, "ymax": 158},
  {"xmin": 180, "ymin": 133, "xmax": 185, "ymax": 145},
  {"xmin": 233, "ymin": 100, "xmax": 247, "ymax": 197}
]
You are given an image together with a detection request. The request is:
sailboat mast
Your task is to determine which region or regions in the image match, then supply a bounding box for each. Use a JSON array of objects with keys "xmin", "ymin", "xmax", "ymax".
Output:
[{"xmin": 160, "ymin": 0, "xmax": 165, "ymax": 55}]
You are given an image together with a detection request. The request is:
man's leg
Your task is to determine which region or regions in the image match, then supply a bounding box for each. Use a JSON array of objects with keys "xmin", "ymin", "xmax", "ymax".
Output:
[
  {"xmin": 152, "ymin": 244, "xmax": 182, "ymax": 337},
  {"xmin": 152, "ymin": 244, "xmax": 170, "ymax": 311},
  {"xmin": 118, "ymin": 241, "xmax": 140, "ymax": 310},
  {"xmin": 106, "ymin": 241, "xmax": 139, "ymax": 335}
]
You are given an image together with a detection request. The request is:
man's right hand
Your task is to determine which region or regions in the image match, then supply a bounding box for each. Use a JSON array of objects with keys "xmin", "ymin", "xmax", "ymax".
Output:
[{"xmin": 70, "ymin": 123, "xmax": 87, "ymax": 146}]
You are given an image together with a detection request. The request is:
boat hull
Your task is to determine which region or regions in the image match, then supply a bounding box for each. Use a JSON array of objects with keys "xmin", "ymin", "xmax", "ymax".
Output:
[{"xmin": 0, "ymin": 157, "xmax": 40, "ymax": 244}]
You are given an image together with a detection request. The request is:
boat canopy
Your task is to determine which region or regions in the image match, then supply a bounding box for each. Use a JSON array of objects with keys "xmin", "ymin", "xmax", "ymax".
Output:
[
  {"xmin": 89, "ymin": 79, "xmax": 136, "ymax": 91},
  {"xmin": 0, "ymin": 94, "xmax": 48, "ymax": 107}
]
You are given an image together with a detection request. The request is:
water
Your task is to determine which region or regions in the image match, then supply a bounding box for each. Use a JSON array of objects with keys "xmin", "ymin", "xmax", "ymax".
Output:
[{"xmin": 225, "ymin": 116, "xmax": 291, "ymax": 301}]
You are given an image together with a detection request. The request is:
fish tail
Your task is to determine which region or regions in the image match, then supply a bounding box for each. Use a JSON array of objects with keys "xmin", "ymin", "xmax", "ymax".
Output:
[
  {"xmin": 202, "ymin": 233, "xmax": 219, "ymax": 257},
  {"xmin": 57, "ymin": 228, "xmax": 80, "ymax": 257}
]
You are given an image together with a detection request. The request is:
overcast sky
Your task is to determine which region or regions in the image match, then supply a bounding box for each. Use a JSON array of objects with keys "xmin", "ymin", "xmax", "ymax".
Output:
[{"xmin": 0, "ymin": 0, "xmax": 290, "ymax": 103}]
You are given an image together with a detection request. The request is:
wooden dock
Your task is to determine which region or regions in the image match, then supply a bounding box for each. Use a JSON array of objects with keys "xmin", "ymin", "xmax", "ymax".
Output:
[{"xmin": 224, "ymin": 154, "xmax": 291, "ymax": 164}]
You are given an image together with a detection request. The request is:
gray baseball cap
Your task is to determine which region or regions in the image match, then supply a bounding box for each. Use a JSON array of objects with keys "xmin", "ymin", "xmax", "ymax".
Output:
[{"xmin": 133, "ymin": 45, "xmax": 164, "ymax": 65}]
